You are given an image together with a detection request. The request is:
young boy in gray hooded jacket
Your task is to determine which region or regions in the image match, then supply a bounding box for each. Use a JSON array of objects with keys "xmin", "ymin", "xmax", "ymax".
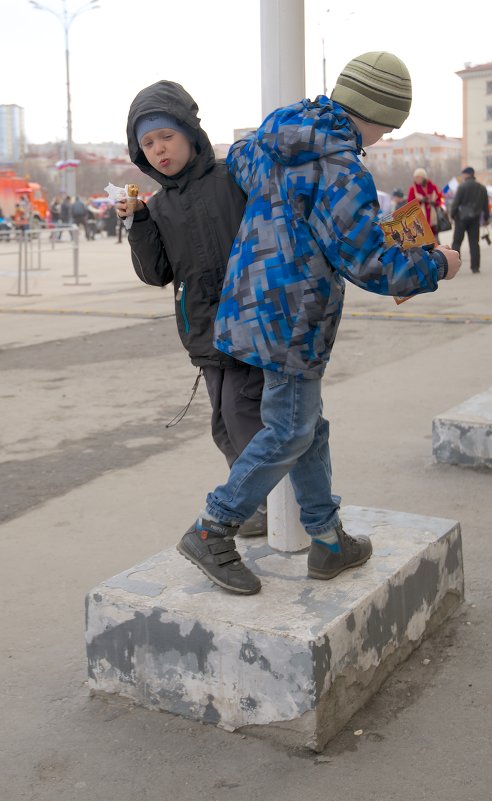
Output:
[{"xmin": 117, "ymin": 80, "xmax": 266, "ymax": 536}]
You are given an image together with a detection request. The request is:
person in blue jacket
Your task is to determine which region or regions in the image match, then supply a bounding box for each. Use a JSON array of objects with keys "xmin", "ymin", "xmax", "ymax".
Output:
[{"xmin": 177, "ymin": 51, "xmax": 462, "ymax": 595}]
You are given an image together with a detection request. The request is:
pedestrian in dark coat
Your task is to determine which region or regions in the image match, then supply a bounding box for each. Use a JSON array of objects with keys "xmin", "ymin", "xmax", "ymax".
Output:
[
  {"xmin": 60, "ymin": 196, "xmax": 72, "ymax": 224},
  {"xmin": 451, "ymin": 167, "xmax": 490, "ymax": 273},
  {"xmin": 72, "ymin": 196, "xmax": 89, "ymax": 239}
]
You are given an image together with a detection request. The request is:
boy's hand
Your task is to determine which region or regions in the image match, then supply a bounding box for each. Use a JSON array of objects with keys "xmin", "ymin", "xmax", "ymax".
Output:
[
  {"xmin": 115, "ymin": 199, "xmax": 144, "ymax": 218},
  {"xmin": 435, "ymin": 244, "xmax": 461, "ymax": 280}
]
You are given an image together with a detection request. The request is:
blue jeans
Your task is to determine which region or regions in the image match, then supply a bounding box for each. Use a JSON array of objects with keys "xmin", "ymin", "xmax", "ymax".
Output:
[{"xmin": 206, "ymin": 370, "xmax": 341, "ymax": 537}]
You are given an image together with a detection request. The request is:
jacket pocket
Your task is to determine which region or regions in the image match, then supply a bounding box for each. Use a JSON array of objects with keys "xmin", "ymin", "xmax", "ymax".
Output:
[
  {"xmin": 264, "ymin": 370, "xmax": 289, "ymax": 390},
  {"xmin": 176, "ymin": 281, "xmax": 190, "ymax": 333},
  {"xmin": 199, "ymin": 267, "xmax": 225, "ymax": 305}
]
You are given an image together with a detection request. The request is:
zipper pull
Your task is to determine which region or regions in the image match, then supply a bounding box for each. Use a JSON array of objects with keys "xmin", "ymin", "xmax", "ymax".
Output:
[{"xmin": 176, "ymin": 281, "xmax": 184, "ymax": 301}]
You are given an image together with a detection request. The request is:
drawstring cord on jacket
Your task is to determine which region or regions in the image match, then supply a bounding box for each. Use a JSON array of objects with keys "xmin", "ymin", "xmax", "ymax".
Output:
[{"xmin": 165, "ymin": 368, "xmax": 203, "ymax": 428}]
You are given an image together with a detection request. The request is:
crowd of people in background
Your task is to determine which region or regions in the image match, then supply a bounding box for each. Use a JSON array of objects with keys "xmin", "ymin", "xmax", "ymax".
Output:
[
  {"xmin": 47, "ymin": 194, "xmax": 125, "ymax": 241},
  {"xmin": 38, "ymin": 165, "xmax": 489, "ymax": 258},
  {"xmin": 1, "ymin": 168, "xmax": 489, "ymax": 266},
  {"xmin": 0, "ymin": 193, "xmax": 124, "ymax": 242},
  {"xmin": 389, "ymin": 166, "xmax": 490, "ymax": 271}
]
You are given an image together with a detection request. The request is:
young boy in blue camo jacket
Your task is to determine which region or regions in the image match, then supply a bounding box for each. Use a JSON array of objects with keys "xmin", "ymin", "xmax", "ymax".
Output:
[{"xmin": 177, "ymin": 52, "xmax": 462, "ymax": 595}]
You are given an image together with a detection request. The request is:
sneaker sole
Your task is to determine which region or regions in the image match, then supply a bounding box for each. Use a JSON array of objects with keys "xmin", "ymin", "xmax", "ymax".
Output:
[
  {"xmin": 307, "ymin": 551, "xmax": 372, "ymax": 580},
  {"xmin": 176, "ymin": 542, "xmax": 261, "ymax": 595}
]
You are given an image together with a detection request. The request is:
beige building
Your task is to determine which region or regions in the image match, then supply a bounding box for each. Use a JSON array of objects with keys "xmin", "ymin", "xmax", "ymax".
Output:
[
  {"xmin": 456, "ymin": 61, "xmax": 492, "ymax": 183},
  {"xmin": 363, "ymin": 132, "xmax": 462, "ymax": 193},
  {"xmin": 365, "ymin": 132, "xmax": 462, "ymax": 172}
]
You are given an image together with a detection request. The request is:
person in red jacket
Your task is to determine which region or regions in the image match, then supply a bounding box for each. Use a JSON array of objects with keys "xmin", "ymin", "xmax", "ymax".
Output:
[{"xmin": 407, "ymin": 167, "xmax": 443, "ymax": 241}]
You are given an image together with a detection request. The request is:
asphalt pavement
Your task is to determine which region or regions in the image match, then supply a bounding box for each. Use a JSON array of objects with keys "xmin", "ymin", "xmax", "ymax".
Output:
[{"xmin": 1, "ymin": 228, "xmax": 491, "ymax": 801}]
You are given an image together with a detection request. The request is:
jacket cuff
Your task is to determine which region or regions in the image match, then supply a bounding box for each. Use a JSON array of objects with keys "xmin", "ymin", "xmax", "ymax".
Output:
[
  {"xmin": 433, "ymin": 249, "xmax": 448, "ymax": 280},
  {"xmin": 132, "ymin": 204, "xmax": 150, "ymax": 222}
]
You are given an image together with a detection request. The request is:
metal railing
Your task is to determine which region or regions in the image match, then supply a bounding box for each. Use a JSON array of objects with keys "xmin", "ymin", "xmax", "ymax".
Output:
[{"xmin": 0, "ymin": 225, "xmax": 89, "ymax": 297}]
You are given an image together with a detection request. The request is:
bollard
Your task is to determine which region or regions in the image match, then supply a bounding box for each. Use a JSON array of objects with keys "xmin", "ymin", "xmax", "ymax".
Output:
[{"xmin": 267, "ymin": 475, "xmax": 310, "ymax": 552}]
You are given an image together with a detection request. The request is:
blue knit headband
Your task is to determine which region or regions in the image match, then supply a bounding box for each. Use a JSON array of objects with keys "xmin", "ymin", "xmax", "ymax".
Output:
[{"xmin": 135, "ymin": 113, "xmax": 193, "ymax": 144}]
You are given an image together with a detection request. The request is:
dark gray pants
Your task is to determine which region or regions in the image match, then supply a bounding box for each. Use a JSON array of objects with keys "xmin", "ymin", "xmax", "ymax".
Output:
[
  {"xmin": 202, "ymin": 365, "xmax": 264, "ymax": 467},
  {"xmin": 452, "ymin": 217, "xmax": 481, "ymax": 271}
]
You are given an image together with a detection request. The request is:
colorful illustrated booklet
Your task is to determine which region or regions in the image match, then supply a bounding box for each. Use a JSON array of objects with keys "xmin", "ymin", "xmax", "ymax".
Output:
[{"xmin": 380, "ymin": 199, "xmax": 435, "ymax": 304}]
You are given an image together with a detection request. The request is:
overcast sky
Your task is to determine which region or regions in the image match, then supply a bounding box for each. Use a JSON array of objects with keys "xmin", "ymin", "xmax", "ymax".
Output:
[{"xmin": 3, "ymin": 0, "xmax": 491, "ymax": 147}]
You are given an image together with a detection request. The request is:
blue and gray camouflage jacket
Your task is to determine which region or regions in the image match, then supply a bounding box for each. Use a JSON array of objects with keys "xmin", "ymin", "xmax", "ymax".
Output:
[{"xmin": 214, "ymin": 97, "xmax": 448, "ymax": 378}]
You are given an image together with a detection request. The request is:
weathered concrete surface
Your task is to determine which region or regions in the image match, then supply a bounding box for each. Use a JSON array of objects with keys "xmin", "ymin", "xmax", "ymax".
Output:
[
  {"xmin": 86, "ymin": 506, "xmax": 463, "ymax": 751},
  {"xmin": 433, "ymin": 387, "xmax": 492, "ymax": 468}
]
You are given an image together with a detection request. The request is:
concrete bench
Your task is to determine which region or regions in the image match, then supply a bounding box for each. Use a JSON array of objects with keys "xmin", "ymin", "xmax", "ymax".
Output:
[
  {"xmin": 85, "ymin": 505, "xmax": 464, "ymax": 752},
  {"xmin": 433, "ymin": 387, "xmax": 492, "ymax": 468}
]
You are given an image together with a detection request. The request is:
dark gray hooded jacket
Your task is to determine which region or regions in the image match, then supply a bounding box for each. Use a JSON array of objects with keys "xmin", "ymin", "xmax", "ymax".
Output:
[{"xmin": 126, "ymin": 80, "xmax": 246, "ymax": 368}]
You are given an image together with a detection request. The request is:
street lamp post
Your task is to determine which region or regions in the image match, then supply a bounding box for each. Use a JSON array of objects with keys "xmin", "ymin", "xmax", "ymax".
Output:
[
  {"xmin": 29, "ymin": 0, "xmax": 99, "ymax": 198},
  {"xmin": 323, "ymin": 8, "xmax": 354, "ymax": 96},
  {"xmin": 322, "ymin": 37, "xmax": 327, "ymax": 95}
]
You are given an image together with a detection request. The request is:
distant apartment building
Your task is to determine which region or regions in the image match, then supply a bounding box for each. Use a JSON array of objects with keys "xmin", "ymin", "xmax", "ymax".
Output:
[
  {"xmin": 363, "ymin": 131, "xmax": 462, "ymax": 193},
  {"xmin": 0, "ymin": 104, "xmax": 25, "ymax": 164},
  {"xmin": 76, "ymin": 142, "xmax": 129, "ymax": 160},
  {"xmin": 365, "ymin": 132, "xmax": 462, "ymax": 172},
  {"xmin": 456, "ymin": 61, "xmax": 492, "ymax": 183}
]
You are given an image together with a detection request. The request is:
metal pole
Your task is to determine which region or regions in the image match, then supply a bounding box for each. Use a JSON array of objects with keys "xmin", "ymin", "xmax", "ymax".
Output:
[
  {"xmin": 73, "ymin": 226, "xmax": 79, "ymax": 279},
  {"xmin": 63, "ymin": 2, "xmax": 76, "ymax": 198},
  {"xmin": 16, "ymin": 233, "xmax": 22, "ymax": 295},
  {"xmin": 268, "ymin": 477, "xmax": 311, "ymax": 551},
  {"xmin": 7, "ymin": 231, "xmax": 41, "ymax": 297},
  {"xmin": 322, "ymin": 37, "xmax": 327, "ymax": 95},
  {"xmin": 260, "ymin": 0, "xmax": 306, "ymax": 120},
  {"xmin": 23, "ymin": 233, "xmax": 29, "ymax": 296},
  {"xmin": 63, "ymin": 225, "xmax": 90, "ymax": 285},
  {"xmin": 29, "ymin": 2, "xmax": 100, "ymax": 198},
  {"xmin": 260, "ymin": 0, "xmax": 310, "ymax": 553}
]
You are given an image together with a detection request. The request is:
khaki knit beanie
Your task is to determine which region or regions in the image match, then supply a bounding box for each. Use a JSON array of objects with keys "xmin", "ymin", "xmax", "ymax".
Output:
[{"xmin": 331, "ymin": 51, "xmax": 412, "ymax": 128}]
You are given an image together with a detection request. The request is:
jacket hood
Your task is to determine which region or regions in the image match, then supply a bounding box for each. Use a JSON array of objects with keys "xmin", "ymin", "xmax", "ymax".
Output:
[
  {"xmin": 256, "ymin": 96, "xmax": 361, "ymax": 166},
  {"xmin": 127, "ymin": 80, "xmax": 215, "ymax": 187}
]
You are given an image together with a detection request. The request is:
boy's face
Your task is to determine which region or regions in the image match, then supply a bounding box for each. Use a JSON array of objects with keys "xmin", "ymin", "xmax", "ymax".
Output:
[{"xmin": 140, "ymin": 128, "xmax": 196, "ymax": 176}]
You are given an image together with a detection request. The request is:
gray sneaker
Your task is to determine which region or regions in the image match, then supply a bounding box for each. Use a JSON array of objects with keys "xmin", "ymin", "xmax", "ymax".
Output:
[
  {"xmin": 238, "ymin": 506, "xmax": 268, "ymax": 538},
  {"xmin": 177, "ymin": 517, "xmax": 261, "ymax": 595},
  {"xmin": 308, "ymin": 523, "xmax": 372, "ymax": 580}
]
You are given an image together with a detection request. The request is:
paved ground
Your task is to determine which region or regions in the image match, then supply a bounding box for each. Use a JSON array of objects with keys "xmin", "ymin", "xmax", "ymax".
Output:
[{"xmin": 1, "ymin": 229, "xmax": 491, "ymax": 800}]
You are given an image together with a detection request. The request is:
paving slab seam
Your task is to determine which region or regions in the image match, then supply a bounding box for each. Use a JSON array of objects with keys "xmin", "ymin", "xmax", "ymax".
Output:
[
  {"xmin": 347, "ymin": 311, "xmax": 492, "ymax": 324},
  {"xmin": 0, "ymin": 307, "xmax": 173, "ymax": 320}
]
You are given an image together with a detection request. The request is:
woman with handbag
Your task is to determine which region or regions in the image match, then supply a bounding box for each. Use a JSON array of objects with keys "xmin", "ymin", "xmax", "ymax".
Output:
[{"xmin": 407, "ymin": 167, "xmax": 444, "ymax": 242}]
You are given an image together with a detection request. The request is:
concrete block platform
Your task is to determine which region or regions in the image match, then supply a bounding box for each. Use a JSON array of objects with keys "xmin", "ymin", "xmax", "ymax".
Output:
[
  {"xmin": 433, "ymin": 386, "xmax": 492, "ymax": 468},
  {"xmin": 85, "ymin": 506, "xmax": 464, "ymax": 752}
]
